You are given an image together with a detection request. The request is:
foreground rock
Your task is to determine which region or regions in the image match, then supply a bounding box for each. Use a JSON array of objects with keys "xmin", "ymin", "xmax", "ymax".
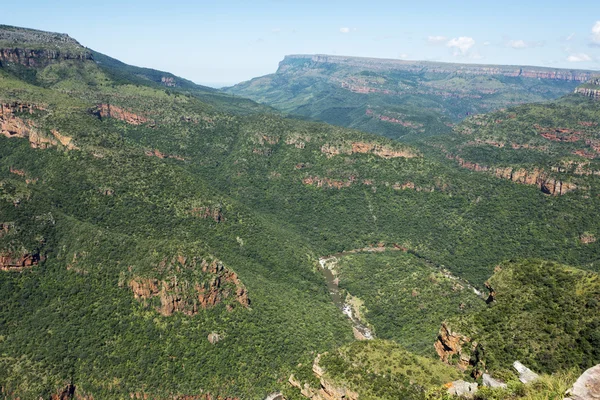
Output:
[
  {"xmin": 445, "ymin": 380, "xmax": 478, "ymax": 398},
  {"xmin": 482, "ymin": 373, "xmax": 507, "ymax": 389},
  {"xmin": 565, "ymin": 364, "xmax": 600, "ymax": 400},
  {"xmin": 513, "ymin": 361, "xmax": 539, "ymax": 384}
]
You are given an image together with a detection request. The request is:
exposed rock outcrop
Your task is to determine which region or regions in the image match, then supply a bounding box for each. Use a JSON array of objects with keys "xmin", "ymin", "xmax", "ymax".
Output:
[
  {"xmin": 288, "ymin": 355, "xmax": 359, "ymax": 400},
  {"xmin": 445, "ymin": 380, "xmax": 478, "ymax": 398},
  {"xmin": 0, "ymin": 47, "xmax": 92, "ymax": 68},
  {"xmin": 189, "ymin": 206, "xmax": 224, "ymax": 222},
  {"xmin": 94, "ymin": 104, "xmax": 149, "ymax": 125},
  {"xmin": 320, "ymin": 141, "xmax": 417, "ymax": 159},
  {"xmin": 450, "ymin": 155, "xmax": 577, "ymax": 195},
  {"xmin": 1, "ymin": 102, "xmax": 77, "ymax": 149},
  {"xmin": 51, "ymin": 383, "xmax": 76, "ymax": 400},
  {"xmin": 282, "ymin": 55, "xmax": 594, "ymax": 82},
  {"xmin": 565, "ymin": 364, "xmax": 600, "ymax": 400},
  {"xmin": 482, "ymin": 373, "xmax": 507, "ymax": 389},
  {"xmin": 434, "ymin": 323, "xmax": 477, "ymax": 371},
  {"xmin": 513, "ymin": 361, "xmax": 539, "ymax": 384},
  {"xmin": 574, "ymin": 78, "xmax": 600, "ymax": 100},
  {"xmin": 302, "ymin": 176, "xmax": 355, "ymax": 189},
  {"xmin": 0, "ymin": 251, "xmax": 41, "ymax": 271},
  {"xmin": 129, "ymin": 259, "xmax": 249, "ymax": 316}
]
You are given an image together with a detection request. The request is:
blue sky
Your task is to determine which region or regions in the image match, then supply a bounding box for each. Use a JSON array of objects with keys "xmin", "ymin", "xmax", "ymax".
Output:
[{"xmin": 3, "ymin": 1, "xmax": 600, "ymax": 86}]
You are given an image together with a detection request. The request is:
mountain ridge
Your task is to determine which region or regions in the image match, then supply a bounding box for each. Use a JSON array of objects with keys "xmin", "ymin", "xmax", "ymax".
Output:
[{"xmin": 277, "ymin": 54, "xmax": 597, "ymax": 82}]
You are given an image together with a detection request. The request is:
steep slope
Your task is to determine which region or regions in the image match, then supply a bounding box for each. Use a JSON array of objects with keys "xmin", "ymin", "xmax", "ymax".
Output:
[
  {"xmin": 434, "ymin": 260, "xmax": 600, "ymax": 379},
  {"xmin": 225, "ymin": 54, "xmax": 594, "ymax": 141}
]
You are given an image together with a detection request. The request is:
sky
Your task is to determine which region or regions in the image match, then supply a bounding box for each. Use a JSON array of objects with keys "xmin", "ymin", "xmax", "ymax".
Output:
[{"xmin": 3, "ymin": 1, "xmax": 600, "ymax": 86}]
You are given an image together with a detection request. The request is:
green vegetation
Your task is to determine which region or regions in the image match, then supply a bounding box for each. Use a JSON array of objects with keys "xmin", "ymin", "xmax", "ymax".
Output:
[
  {"xmin": 447, "ymin": 260, "xmax": 600, "ymax": 375},
  {"xmin": 424, "ymin": 94, "xmax": 600, "ymax": 195},
  {"xmin": 334, "ymin": 252, "xmax": 484, "ymax": 355},
  {"xmin": 0, "ymin": 26, "xmax": 599, "ymax": 399},
  {"xmin": 316, "ymin": 340, "xmax": 461, "ymax": 400}
]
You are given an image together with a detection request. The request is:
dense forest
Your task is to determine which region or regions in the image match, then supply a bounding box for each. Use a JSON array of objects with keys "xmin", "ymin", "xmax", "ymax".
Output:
[{"xmin": 0, "ymin": 25, "xmax": 598, "ymax": 399}]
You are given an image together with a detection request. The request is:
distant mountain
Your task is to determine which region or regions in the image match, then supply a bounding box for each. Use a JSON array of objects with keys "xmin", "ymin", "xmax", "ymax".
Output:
[
  {"xmin": 225, "ymin": 54, "xmax": 596, "ymax": 141},
  {"xmin": 1, "ymin": 25, "xmax": 599, "ymax": 400}
]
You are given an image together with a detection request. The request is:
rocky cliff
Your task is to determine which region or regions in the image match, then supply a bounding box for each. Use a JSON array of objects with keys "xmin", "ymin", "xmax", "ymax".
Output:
[
  {"xmin": 574, "ymin": 78, "xmax": 600, "ymax": 100},
  {"xmin": 94, "ymin": 104, "xmax": 150, "ymax": 125},
  {"xmin": 0, "ymin": 251, "xmax": 41, "ymax": 271},
  {"xmin": 434, "ymin": 322, "xmax": 479, "ymax": 372},
  {"xmin": 281, "ymin": 55, "xmax": 594, "ymax": 82},
  {"xmin": 0, "ymin": 47, "xmax": 92, "ymax": 68},
  {"xmin": 128, "ymin": 257, "xmax": 249, "ymax": 316},
  {"xmin": 1, "ymin": 102, "xmax": 77, "ymax": 149},
  {"xmin": 0, "ymin": 25, "xmax": 92, "ymax": 67}
]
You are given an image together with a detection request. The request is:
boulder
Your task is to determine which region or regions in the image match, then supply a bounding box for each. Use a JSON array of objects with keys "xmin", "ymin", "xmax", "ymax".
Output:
[
  {"xmin": 482, "ymin": 373, "xmax": 507, "ymax": 389},
  {"xmin": 513, "ymin": 361, "xmax": 539, "ymax": 384},
  {"xmin": 564, "ymin": 364, "xmax": 600, "ymax": 400},
  {"xmin": 446, "ymin": 380, "xmax": 478, "ymax": 398}
]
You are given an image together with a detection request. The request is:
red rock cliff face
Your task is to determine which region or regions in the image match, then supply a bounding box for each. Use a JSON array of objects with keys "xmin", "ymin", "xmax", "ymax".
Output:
[
  {"xmin": 434, "ymin": 323, "xmax": 477, "ymax": 371},
  {"xmin": 450, "ymin": 155, "xmax": 577, "ymax": 195},
  {"xmin": 0, "ymin": 47, "xmax": 92, "ymax": 68},
  {"xmin": 94, "ymin": 104, "xmax": 149, "ymax": 125},
  {"xmin": 320, "ymin": 141, "xmax": 417, "ymax": 159},
  {"xmin": 129, "ymin": 259, "xmax": 249, "ymax": 316},
  {"xmin": 0, "ymin": 251, "xmax": 41, "ymax": 271},
  {"xmin": 1, "ymin": 102, "xmax": 77, "ymax": 149}
]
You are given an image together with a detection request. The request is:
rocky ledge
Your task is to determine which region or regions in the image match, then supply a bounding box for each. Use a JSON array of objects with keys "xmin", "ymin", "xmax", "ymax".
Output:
[
  {"xmin": 128, "ymin": 257, "xmax": 249, "ymax": 316},
  {"xmin": 289, "ymin": 355, "xmax": 359, "ymax": 400}
]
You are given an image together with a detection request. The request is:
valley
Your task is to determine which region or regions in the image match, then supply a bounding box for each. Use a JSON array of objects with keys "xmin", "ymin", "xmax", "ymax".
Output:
[{"xmin": 0, "ymin": 24, "xmax": 598, "ymax": 400}]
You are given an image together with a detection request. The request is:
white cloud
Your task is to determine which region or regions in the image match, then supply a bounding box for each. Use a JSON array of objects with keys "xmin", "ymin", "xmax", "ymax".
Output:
[
  {"xmin": 566, "ymin": 33, "xmax": 575, "ymax": 41},
  {"xmin": 447, "ymin": 36, "xmax": 475, "ymax": 56},
  {"xmin": 507, "ymin": 39, "xmax": 543, "ymax": 49},
  {"xmin": 427, "ymin": 35, "xmax": 447, "ymax": 45},
  {"xmin": 567, "ymin": 53, "xmax": 592, "ymax": 62},
  {"xmin": 508, "ymin": 39, "xmax": 527, "ymax": 49},
  {"xmin": 340, "ymin": 27, "xmax": 350, "ymax": 34},
  {"xmin": 592, "ymin": 21, "xmax": 600, "ymax": 44}
]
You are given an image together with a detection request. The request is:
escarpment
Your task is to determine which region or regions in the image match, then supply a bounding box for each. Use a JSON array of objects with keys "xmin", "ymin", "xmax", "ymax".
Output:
[
  {"xmin": 320, "ymin": 141, "xmax": 418, "ymax": 159},
  {"xmin": 128, "ymin": 257, "xmax": 249, "ymax": 316},
  {"xmin": 282, "ymin": 55, "xmax": 594, "ymax": 82},
  {"xmin": 449, "ymin": 154, "xmax": 577, "ymax": 195},
  {"xmin": 1, "ymin": 102, "xmax": 77, "ymax": 149},
  {"xmin": 93, "ymin": 104, "xmax": 149, "ymax": 125},
  {"xmin": 0, "ymin": 26, "xmax": 92, "ymax": 67},
  {"xmin": 0, "ymin": 47, "xmax": 92, "ymax": 68},
  {"xmin": 574, "ymin": 77, "xmax": 600, "ymax": 100}
]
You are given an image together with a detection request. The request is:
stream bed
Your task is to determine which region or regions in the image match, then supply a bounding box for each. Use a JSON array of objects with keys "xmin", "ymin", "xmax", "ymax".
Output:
[{"xmin": 319, "ymin": 257, "xmax": 373, "ymax": 340}]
